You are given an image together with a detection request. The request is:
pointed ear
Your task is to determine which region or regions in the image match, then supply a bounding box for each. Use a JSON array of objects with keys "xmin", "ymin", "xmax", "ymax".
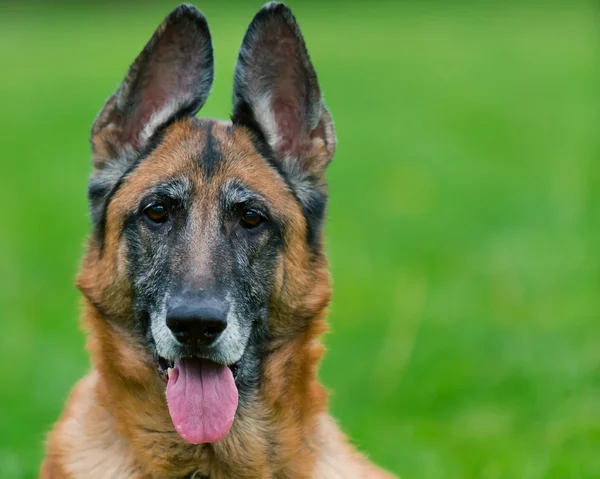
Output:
[
  {"xmin": 232, "ymin": 2, "xmax": 336, "ymax": 174},
  {"xmin": 91, "ymin": 4, "xmax": 214, "ymax": 164}
]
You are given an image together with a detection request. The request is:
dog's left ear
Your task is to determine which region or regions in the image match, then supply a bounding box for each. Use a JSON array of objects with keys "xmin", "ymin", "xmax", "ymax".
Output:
[{"xmin": 232, "ymin": 2, "xmax": 336, "ymax": 176}]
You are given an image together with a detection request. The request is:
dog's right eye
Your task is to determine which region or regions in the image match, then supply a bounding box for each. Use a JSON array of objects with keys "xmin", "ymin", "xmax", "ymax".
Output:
[
  {"xmin": 144, "ymin": 203, "xmax": 169, "ymax": 224},
  {"xmin": 240, "ymin": 209, "xmax": 263, "ymax": 229}
]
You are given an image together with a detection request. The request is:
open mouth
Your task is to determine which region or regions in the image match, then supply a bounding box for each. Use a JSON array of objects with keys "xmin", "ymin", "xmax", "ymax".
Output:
[
  {"xmin": 157, "ymin": 356, "xmax": 239, "ymax": 383},
  {"xmin": 156, "ymin": 355, "xmax": 240, "ymax": 444}
]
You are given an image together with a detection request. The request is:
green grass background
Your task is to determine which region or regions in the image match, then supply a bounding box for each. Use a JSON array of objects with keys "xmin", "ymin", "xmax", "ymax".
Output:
[{"xmin": 0, "ymin": 1, "xmax": 597, "ymax": 478}]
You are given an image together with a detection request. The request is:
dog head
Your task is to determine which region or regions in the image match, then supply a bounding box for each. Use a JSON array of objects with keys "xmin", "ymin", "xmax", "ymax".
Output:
[{"xmin": 77, "ymin": 3, "xmax": 335, "ymax": 444}]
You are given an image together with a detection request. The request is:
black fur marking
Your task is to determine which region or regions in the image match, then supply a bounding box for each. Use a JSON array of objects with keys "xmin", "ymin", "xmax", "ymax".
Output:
[
  {"xmin": 231, "ymin": 101, "xmax": 266, "ymax": 149},
  {"xmin": 300, "ymin": 182, "xmax": 327, "ymax": 247},
  {"xmin": 87, "ymin": 181, "xmax": 110, "ymax": 204},
  {"xmin": 135, "ymin": 309, "xmax": 152, "ymax": 346},
  {"xmin": 199, "ymin": 121, "xmax": 222, "ymax": 179}
]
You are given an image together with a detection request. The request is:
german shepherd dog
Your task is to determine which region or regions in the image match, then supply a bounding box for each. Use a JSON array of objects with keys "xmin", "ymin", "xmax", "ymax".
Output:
[{"xmin": 42, "ymin": 3, "xmax": 396, "ymax": 478}]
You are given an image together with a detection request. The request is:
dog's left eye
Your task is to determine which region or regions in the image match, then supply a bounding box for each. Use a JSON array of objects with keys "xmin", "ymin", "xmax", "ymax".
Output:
[
  {"xmin": 240, "ymin": 209, "xmax": 263, "ymax": 229},
  {"xmin": 144, "ymin": 203, "xmax": 169, "ymax": 224}
]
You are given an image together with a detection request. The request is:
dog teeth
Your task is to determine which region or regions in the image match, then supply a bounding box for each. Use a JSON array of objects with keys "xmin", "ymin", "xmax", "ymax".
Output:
[{"xmin": 167, "ymin": 368, "xmax": 173, "ymax": 378}]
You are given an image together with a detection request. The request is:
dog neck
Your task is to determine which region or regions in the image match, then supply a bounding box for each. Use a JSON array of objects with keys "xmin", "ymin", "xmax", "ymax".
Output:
[{"xmin": 83, "ymin": 302, "xmax": 329, "ymax": 478}]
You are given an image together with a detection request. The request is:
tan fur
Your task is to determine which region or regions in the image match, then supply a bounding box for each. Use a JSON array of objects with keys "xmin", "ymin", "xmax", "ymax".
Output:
[{"xmin": 42, "ymin": 120, "xmax": 396, "ymax": 478}]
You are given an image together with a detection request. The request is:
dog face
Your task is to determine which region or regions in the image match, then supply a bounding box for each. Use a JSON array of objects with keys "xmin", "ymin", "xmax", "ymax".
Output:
[
  {"xmin": 77, "ymin": 3, "xmax": 335, "ymax": 444},
  {"xmin": 105, "ymin": 121, "xmax": 302, "ymax": 375}
]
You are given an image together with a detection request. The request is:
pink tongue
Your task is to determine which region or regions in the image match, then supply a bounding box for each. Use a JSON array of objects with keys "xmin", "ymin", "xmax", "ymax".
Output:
[{"xmin": 166, "ymin": 358, "xmax": 238, "ymax": 444}]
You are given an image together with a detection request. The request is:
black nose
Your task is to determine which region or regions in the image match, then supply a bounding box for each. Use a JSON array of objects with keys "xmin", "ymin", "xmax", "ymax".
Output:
[{"xmin": 166, "ymin": 298, "xmax": 228, "ymax": 346}]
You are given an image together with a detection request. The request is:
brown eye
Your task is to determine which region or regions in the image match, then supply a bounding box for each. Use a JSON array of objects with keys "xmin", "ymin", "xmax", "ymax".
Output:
[
  {"xmin": 144, "ymin": 203, "xmax": 169, "ymax": 224},
  {"xmin": 240, "ymin": 209, "xmax": 263, "ymax": 229}
]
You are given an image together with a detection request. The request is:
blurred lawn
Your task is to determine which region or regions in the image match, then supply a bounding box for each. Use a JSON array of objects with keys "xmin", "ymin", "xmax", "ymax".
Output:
[{"xmin": 0, "ymin": 1, "xmax": 598, "ymax": 478}]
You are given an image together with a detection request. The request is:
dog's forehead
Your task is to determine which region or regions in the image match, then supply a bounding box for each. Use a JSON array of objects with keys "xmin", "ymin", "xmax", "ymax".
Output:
[
  {"xmin": 114, "ymin": 117, "xmax": 300, "ymax": 219},
  {"xmin": 151, "ymin": 117, "xmax": 251, "ymax": 179}
]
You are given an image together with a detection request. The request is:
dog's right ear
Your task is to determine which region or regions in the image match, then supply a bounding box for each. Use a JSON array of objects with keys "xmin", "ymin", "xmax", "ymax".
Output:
[
  {"xmin": 90, "ymin": 4, "xmax": 213, "ymax": 168},
  {"xmin": 88, "ymin": 4, "xmax": 213, "ymax": 228}
]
